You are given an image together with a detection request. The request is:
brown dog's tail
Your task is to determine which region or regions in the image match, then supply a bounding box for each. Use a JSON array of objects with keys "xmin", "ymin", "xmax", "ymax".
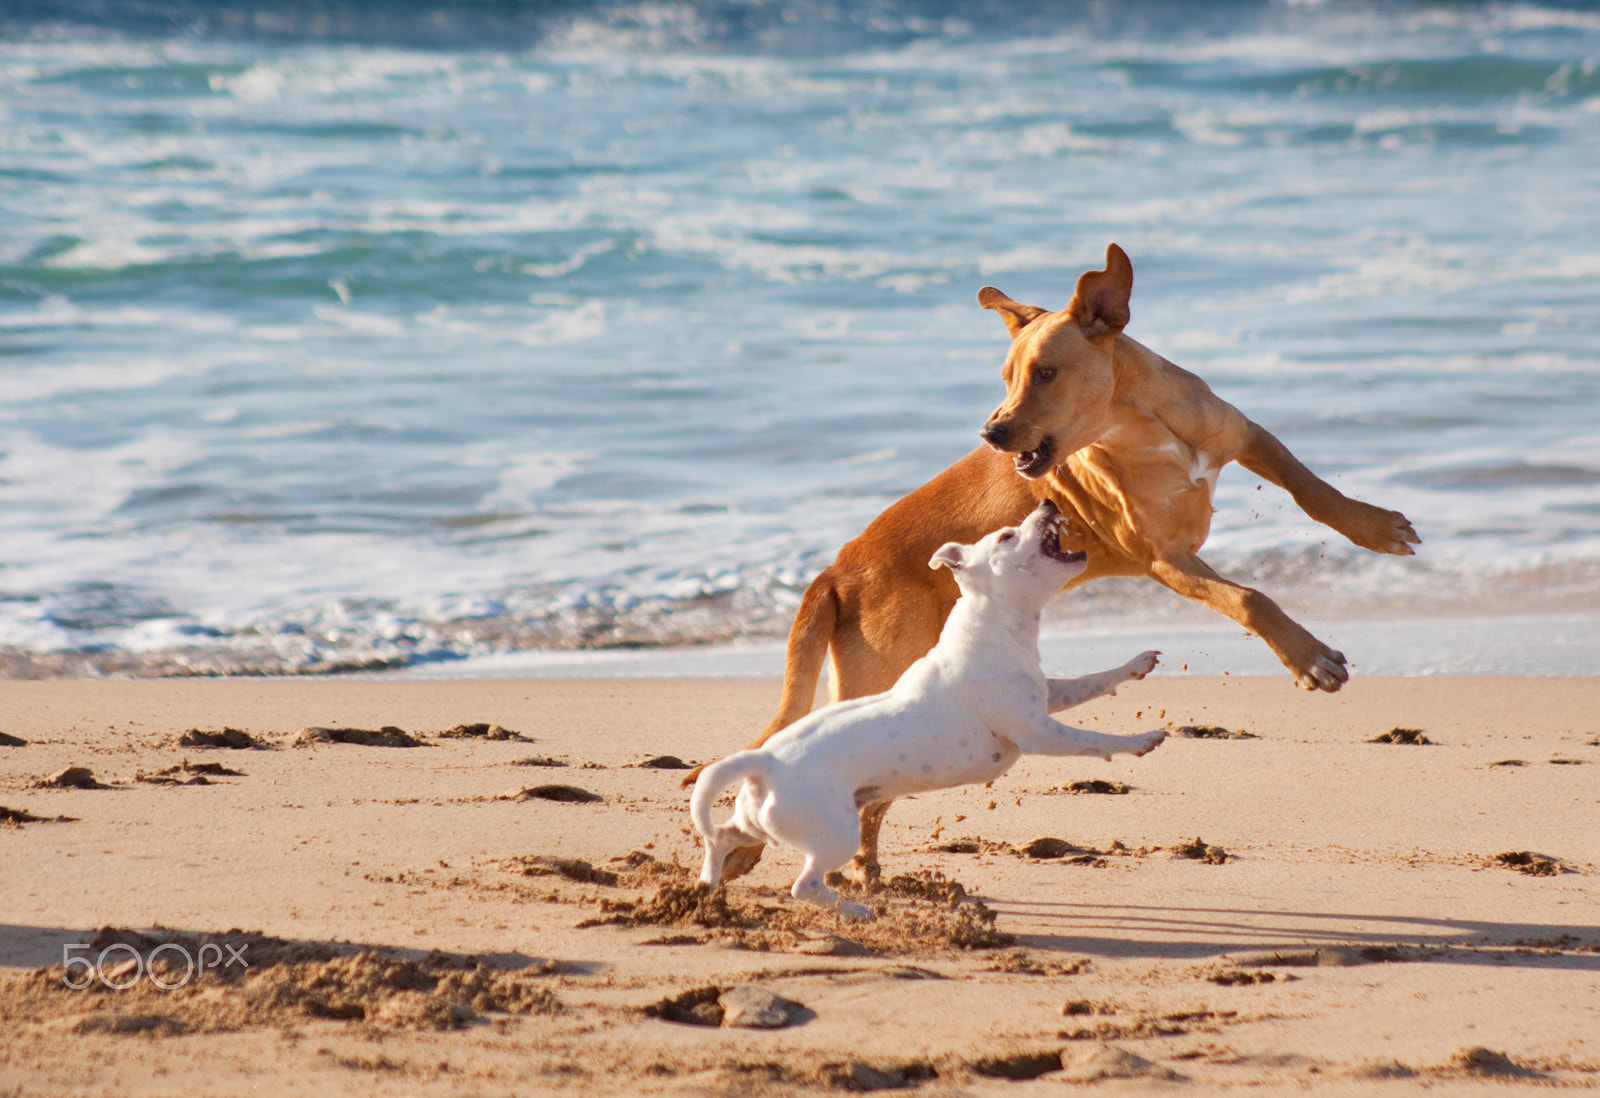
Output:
[
  {"xmin": 762, "ymin": 567, "xmax": 839, "ymax": 737},
  {"xmin": 680, "ymin": 568, "xmax": 839, "ymax": 788}
]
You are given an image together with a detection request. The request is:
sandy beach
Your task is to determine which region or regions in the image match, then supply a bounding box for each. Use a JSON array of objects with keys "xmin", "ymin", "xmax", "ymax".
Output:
[
  {"xmin": 1, "ymin": 673, "xmax": 1596, "ymax": 1095},
  {"xmin": 5, "ymin": 1, "xmax": 1600, "ymax": 1093}
]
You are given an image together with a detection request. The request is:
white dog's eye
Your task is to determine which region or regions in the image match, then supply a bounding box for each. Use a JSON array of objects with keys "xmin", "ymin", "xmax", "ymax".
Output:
[{"xmin": 998, "ymin": 531, "xmax": 1015, "ymax": 542}]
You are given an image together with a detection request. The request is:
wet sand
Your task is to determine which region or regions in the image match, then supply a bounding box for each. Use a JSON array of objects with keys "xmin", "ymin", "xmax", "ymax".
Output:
[{"xmin": 2, "ymin": 676, "xmax": 1597, "ymax": 1095}]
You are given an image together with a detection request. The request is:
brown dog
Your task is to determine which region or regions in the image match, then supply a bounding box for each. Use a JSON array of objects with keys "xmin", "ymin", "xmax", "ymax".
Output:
[{"xmin": 700, "ymin": 243, "xmax": 1418, "ymax": 884}]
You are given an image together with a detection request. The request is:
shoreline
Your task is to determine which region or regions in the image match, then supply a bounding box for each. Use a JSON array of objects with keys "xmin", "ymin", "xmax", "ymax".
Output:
[
  {"xmin": 2, "ymin": 675, "xmax": 1597, "ymax": 1093},
  {"xmin": 6, "ymin": 605, "xmax": 1597, "ymax": 682},
  {"xmin": 381, "ymin": 609, "xmax": 1600, "ymax": 681}
]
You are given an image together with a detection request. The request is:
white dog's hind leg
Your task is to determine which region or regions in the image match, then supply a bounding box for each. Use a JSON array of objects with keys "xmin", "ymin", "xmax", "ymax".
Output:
[
  {"xmin": 1046, "ymin": 650, "xmax": 1160, "ymax": 712},
  {"xmin": 766, "ymin": 796, "xmax": 875, "ymax": 919},
  {"xmin": 699, "ymin": 795, "xmax": 766, "ymax": 887},
  {"xmin": 793, "ymin": 853, "xmax": 875, "ymax": 921},
  {"xmin": 700, "ymin": 822, "xmax": 758, "ymax": 887}
]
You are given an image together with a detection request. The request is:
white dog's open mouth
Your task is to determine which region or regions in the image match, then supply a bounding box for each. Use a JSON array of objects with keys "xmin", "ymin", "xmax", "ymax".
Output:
[
  {"xmin": 1040, "ymin": 513, "xmax": 1087, "ymax": 565},
  {"xmin": 1014, "ymin": 436, "xmax": 1055, "ymax": 479}
]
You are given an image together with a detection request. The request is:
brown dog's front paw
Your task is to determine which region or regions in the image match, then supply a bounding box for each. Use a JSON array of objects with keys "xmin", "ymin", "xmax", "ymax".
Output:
[
  {"xmin": 1374, "ymin": 510, "xmax": 1421, "ymax": 556},
  {"xmin": 1295, "ymin": 647, "xmax": 1348, "ymax": 692},
  {"xmin": 1345, "ymin": 503, "xmax": 1421, "ymax": 556},
  {"xmin": 1388, "ymin": 516, "xmax": 1422, "ymax": 555},
  {"xmin": 846, "ymin": 854, "xmax": 883, "ymax": 893}
]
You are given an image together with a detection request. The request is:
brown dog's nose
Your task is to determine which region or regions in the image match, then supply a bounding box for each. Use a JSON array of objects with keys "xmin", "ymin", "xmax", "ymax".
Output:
[{"xmin": 980, "ymin": 421, "xmax": 1009, "ymax": 447}]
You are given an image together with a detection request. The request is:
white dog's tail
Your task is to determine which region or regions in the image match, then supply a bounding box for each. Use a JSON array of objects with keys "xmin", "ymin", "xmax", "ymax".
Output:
[{"xmin": 689, "ymin": 750, "xmax": 769, "ymax": 839}]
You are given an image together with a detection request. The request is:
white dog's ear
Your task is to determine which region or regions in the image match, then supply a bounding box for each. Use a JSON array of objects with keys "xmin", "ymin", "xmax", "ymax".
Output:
[{"xmin": 929, "ymin": 543, "xmax": 966, "ymax": 571}]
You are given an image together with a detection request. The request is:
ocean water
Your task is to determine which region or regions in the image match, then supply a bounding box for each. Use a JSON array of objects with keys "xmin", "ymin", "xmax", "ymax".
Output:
[{"xmin": 1, "ymin": 0, "xmax": 1598, "ymax": 677}]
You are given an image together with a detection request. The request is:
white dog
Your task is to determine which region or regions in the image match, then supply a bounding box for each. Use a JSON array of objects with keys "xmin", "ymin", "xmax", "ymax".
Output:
[{"xmin": 690, "ymin": 500, "xmax": 1165, "ymax": 919}]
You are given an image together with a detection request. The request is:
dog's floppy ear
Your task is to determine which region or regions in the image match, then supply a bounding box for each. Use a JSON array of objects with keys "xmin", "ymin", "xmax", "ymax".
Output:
[
  {"xmin": 978, "ymin": 286, "xmax": 1049, "ymax": 339},
  {"xmin": 929, "ymin": 542, "xmax": 966, "ymax": 572},
  {"xmin": 1066, "ymin": 242, "xmax": 1132, "ymax": 338}
]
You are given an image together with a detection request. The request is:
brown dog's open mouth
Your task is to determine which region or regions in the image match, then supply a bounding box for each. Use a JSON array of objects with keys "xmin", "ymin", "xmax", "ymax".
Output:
[
  {"xmin": 1014, "ymin": 436, "xmax": 1055, "ymax": 479},
  {"xmin": 1040, "ymin": 513, "xmax": 1087, "ymax": 565}
]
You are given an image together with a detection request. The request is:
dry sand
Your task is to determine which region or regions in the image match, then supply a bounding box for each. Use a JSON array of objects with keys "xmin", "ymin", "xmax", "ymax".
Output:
[{"xmin": 1, "ymin": 674, "xmax": 1597, "ymax": 1095}]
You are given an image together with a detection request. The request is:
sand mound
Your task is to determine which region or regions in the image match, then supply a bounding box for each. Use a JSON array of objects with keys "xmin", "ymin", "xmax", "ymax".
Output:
[
  {"xmin": 1490, "ymin": 850, "xmax": 1567, "ymax": 876},
  {"xmin": 1452, "ymin": 1047, "xmax": 1543, "ymax": 1078},
  {"xmin": 1368, "ymin": 727, "xmax": 1433, "ymax": 745},
  {"xmin": 136, "ymin": 760, "xmax": 244, "ymax": 786},
  {"xmin": 503, "ymin": 784, "xmax": 603, "ymax": 803},
  {"xmin": 34, "ymin": 766, "xmax": 112, "ymax": 789},
  {"xmin": 1173, "ymin": 836, "xmax": 1231, "ymax": 864},
  {"xmin": 584, "ymin": 863, "xmax": 1013, "ymax": 954},
  {"xmin": 503, "ymin": 855, "xmax": 620, "ymax": 886},
  {"xmin": 817, "ymin": 1060, "xmax": 938, "ymax": 1090},
  {"xmin": 644, "ymin": 984, "xmax": 807, "ymax": 1029},
  {"xmin": 294, "ymin": 726, "xmax": 422, "ymax": 748},
  {"xmin": 982, "ymin": 950, "xmax": 1090, "ymax": 977},
  {"xmin": 1209, "ymin": 969, "xmax": 1279, "ymax": 985},
  {"xmin": 926, "ymin": 836, "xmax": 1151, "ymax": 867},
  {"xmin": 1019, "ymin": 838, "xmax": 1108, "ymax": 866},
  {"xmin": 10, "ymin": 927, "xmax": 561, "ymax": 1036},
  {"xmin": 176, "ymin": 728, "xmax": 262, "ymax": 749},
  {"xmin": 1177, "ymin": 725, "xmax": 1257, "ymax": 739},
  {"xmin": 1059, "ymin": 1044, "xmax": 1187, "ymax": 1083},
  {"xmin": 436, "ymin": 723, "xmax": 526, "ymax": 741},
  {"xmin": 631, "ymin": 754, "xmax": 694, "ymax": 769},
  {"xmin": 968, "ymin": 1048, "xmax": 1066, "ymax": 1080},
  {"xmin": 925, "ymin": 836, "xmax": 1017, "ymax": 855},
  {"xmin": 2, "ymin": 805, "xmax": 77, "ymax": 826},
  {"xmin": 1051, "ymin": 779, "xmax": 1131, "ymax": 795}
]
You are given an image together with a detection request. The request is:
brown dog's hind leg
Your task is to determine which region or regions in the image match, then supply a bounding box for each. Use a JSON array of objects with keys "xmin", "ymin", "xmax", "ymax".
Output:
[
  {"xmin": 689, "ymin": 573, "xmax": 844, "ymax": 884},
  {"xmin": 679, "ymin": 573, "xmax": 841, "ymax": 791},
  {"xmin": 827, "ymin": 586, "xmax": 948, "ymax": 886},
  {"xmin": 847, "ymin": 800, "xmax": 892, "ymax": 890}
]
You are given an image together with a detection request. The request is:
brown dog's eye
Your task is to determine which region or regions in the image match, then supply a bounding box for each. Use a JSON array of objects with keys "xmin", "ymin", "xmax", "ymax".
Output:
[{"xmin": 1033, "ymin": 366, "xmax": 1057, "ymax": 383}]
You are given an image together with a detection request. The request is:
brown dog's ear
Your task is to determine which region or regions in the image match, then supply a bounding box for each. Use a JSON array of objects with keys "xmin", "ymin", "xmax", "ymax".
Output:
[
  {"xmin": 1066, "ymin": 243, "xmax": 1132, "ymax": 338},
  {"xmin": 929, "ymin": 543, "xmax": 966, "ymax": 571},
  {"xmin": 978, "ymin": 286, "xmax": 1050, "ymax": 339}
]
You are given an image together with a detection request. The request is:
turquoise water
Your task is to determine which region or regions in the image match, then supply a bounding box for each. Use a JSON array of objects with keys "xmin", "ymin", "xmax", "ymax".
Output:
[{"xmin": 1, "ymin": 1, "xmax": 1598, "ymax": 674}]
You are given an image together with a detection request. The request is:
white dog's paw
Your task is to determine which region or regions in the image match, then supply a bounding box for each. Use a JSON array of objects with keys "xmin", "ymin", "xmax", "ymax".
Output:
[
  {"xmin": 835, "ymin": 899, "xmax": 876, "ymax": 921},
  {"xmin": 1131, "ymin": 729, "xmax": 1167, "ymax": 757},
  {"xmin": 1124, "ymin": 650, "xmax": 1160, "ymax": 680}
]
